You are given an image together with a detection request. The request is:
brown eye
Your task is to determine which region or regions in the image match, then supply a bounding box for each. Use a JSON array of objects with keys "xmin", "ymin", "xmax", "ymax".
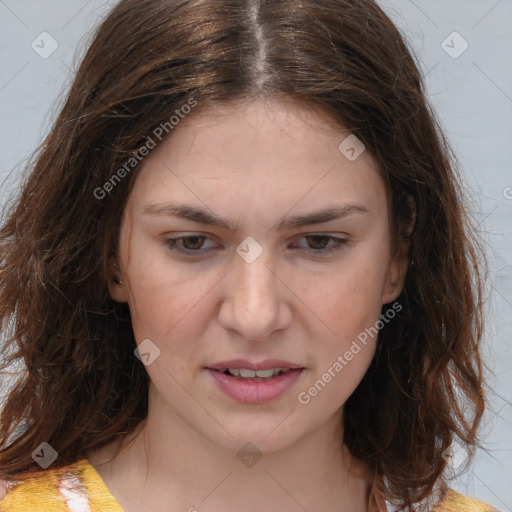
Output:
[
  {"xmin": 304, "ymin": 235, "xmax": 332, "ymax": 250},
  {"xmin": 293, "ymin": 235, "xmax": 348, "ymax": 254},
  {"xmin": 180, "ymin": 236, "xmax": 206, "ymax": 250},
  {"xmin": 163, "ymin": 235, "xmax": 216, "ymax": 256}
]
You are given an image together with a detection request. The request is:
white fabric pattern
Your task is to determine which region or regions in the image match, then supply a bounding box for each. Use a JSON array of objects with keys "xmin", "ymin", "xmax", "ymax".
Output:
[{"xmin": 58, "ymin": 471, "xmax": 91, "ymax": 512}]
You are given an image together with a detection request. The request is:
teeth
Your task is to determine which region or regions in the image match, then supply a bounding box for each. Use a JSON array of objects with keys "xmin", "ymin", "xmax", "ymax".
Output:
[
  {"xmin": 239, "ymin": 368, "xmax": 256, "ymax": 378},
  {"xmin": 254, "ymin": 368, "xmax": 275, "ymax": 378},
  {"xmin": 226, "ymin": 368, "xmax": 291, "ymax": 378}
]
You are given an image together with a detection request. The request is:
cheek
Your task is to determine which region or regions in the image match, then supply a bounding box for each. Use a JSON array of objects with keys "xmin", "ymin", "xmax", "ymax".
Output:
[
  {"xmin": 305, "ymin": 342, "xmax": 376, "ymax": 415},
  {"xmin": 291, "ymin": 259, "xmax": 384, "ymax": 340},
  {"xmin": 297, "ymin": 266, "xmax": 381, "ymax": 409},
  {"xmin": 122, "ymin": 253, "xmax": 206, "ymax": 344},
  {"xmin": 130, "ymin": 289, "xmax": 200, "ymax": 340}
]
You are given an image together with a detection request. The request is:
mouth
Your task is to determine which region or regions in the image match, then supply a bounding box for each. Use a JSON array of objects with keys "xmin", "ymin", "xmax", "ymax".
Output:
[
  {"xmin": 212, "ymin": 367, "xmax": 298, "ymax": 381},
  {"xmin": 205, "ymin": 361, "xmax": 305, "ymax": 404}
]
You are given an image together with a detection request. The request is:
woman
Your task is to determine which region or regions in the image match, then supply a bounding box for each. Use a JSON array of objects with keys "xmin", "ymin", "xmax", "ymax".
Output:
[{"xmin": 0, "ymin": 0, "xmax": 497, "ymax": 510}]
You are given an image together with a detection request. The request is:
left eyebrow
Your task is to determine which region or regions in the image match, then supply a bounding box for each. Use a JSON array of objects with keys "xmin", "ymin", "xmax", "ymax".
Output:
[
  {"xmin": 142, "ymin": 202, "xmax": 370, "ymax": 232},
  {"xmin": 275, "ymin": 204, "xmax": 370, "ymax": 231}
]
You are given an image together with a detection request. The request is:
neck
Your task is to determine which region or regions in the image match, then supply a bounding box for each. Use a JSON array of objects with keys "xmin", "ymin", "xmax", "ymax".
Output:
[{"xmin": 87, "ymin": 390, "xmax": 376, "ymax": 512}]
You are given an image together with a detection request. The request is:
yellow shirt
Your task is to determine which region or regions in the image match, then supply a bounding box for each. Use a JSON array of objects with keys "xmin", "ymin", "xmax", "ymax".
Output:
[{"xmin": 0, "ymin": 459, "xmax": 500, "ymax": 511}]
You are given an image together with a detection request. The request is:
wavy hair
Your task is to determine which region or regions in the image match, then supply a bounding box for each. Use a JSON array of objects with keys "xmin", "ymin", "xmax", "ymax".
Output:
[{"xmin": 0, "ymin": 0, "xmax": 485, "ymax": 510}]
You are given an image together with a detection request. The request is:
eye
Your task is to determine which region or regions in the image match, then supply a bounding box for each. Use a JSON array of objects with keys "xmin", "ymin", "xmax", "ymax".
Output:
[
  {"xmin": 162, "ymin": 233, "xmax": 349, "ymax": 258},
  {"xmin": 292, "ymin": 234, "xmax": 349, "ymax": 254},
  {"xmin": 163, "ymin": 235, "xmax": 217, "ymax": 256}
]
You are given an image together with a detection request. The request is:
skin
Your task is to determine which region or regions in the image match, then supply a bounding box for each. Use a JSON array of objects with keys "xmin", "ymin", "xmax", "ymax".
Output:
[{"xmin": 87, "ymin": 98, "xmax": 408, "ymax": 512}]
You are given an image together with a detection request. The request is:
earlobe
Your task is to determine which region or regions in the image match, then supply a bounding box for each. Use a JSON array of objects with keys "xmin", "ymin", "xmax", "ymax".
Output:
[
  {"xmin": 108, "ymin": 257, "xmax": 129, "ymax": 303},
  {"xmin": 382, "ymin": 194, "xmax": 416, "ymax": 304},
  {"xmin": 381, "ymin": 252, "xmax": 409, "ymax": 305}
]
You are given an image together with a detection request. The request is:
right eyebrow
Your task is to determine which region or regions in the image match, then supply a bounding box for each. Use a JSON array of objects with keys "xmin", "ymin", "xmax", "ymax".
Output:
[{"xmin": 142, "ymin": 201, "xmax": 370, "ymax": 233}]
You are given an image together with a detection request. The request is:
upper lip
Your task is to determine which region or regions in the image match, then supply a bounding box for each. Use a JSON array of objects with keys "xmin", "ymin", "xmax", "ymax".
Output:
[{"xmin": 207, "ymin": 359, "xmax": 303, "ymax": 371}]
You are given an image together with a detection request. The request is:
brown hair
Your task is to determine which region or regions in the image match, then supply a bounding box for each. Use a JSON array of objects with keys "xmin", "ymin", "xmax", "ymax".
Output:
[{"xmin": 0, "ymin": 0, "xmax": 485, "ymax": 510}]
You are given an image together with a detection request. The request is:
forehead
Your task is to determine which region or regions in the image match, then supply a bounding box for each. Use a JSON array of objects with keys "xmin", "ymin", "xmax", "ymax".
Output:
[{"xmin": 126, "ymin": 98, "xmax": 387, "ymax": 219}]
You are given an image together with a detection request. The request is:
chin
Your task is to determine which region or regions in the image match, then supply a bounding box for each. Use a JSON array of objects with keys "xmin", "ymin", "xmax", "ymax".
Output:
[{"xmin": 200, "ymin": 415, "xmax": 306, "ymax": 455}]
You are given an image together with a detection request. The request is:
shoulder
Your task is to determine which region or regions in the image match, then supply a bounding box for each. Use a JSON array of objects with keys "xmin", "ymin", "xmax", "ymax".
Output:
[
  {"xmin": 0, "ymin": 477, "xmax": 11, "ymax": 499},
  {"xmin": 434, "ymin": 488, "xmax": 500, "ymax": 512},
  {"xmin": 0, "ymin": 459, "xmax": 91, "ymax": 511},
  {"xmin": 0, "ymin": 477, "xmax": 20, "ymax": 501}
]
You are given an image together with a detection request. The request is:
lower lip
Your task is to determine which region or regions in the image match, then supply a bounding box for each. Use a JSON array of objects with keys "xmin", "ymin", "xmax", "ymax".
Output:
[{"xmin": 206, "ymin": 368, "xmax": 304, "ymax": 404}]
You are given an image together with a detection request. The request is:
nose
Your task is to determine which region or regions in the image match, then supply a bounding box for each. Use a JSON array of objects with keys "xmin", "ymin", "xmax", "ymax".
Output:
[{"xmin": 218, "ymin": 249, "xmax": 292, "ymax": 342}]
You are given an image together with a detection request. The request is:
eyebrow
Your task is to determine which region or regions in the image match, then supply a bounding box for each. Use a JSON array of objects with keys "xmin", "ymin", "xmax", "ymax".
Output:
[{"xmin": 142, "ymin": 202, "xmax": 370, "ymax": 232}]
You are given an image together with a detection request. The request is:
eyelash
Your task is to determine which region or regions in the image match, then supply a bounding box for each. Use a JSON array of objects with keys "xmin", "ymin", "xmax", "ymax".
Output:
[{"xmin": 162, "ymin": 234, "xmax": 349, "ymax": 257}]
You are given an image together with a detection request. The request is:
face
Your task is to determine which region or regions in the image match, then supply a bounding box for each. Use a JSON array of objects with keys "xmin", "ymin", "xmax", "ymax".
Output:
[{"xmin": 110, "ymin": 98, "xmax": 407, "ymax": 453}]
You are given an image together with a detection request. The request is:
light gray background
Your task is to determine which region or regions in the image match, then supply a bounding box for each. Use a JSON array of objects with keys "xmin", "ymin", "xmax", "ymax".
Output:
[{"xmin": 0, "ymin": 1, "xmax": 510, "ymax": 510}]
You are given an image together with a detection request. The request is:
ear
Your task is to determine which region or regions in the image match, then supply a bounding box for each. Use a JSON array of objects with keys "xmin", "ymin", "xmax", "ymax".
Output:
[
  {"xmin": 107, "ymin": 256, "xmax": 129, "ymax": 303},
  {"xmin": 382, "ymin": 194, "xmax": 416, "ymax": 304},
  {"xmin": 381, "ymin": 248, "xmax": 409, "ymax": 305}
]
